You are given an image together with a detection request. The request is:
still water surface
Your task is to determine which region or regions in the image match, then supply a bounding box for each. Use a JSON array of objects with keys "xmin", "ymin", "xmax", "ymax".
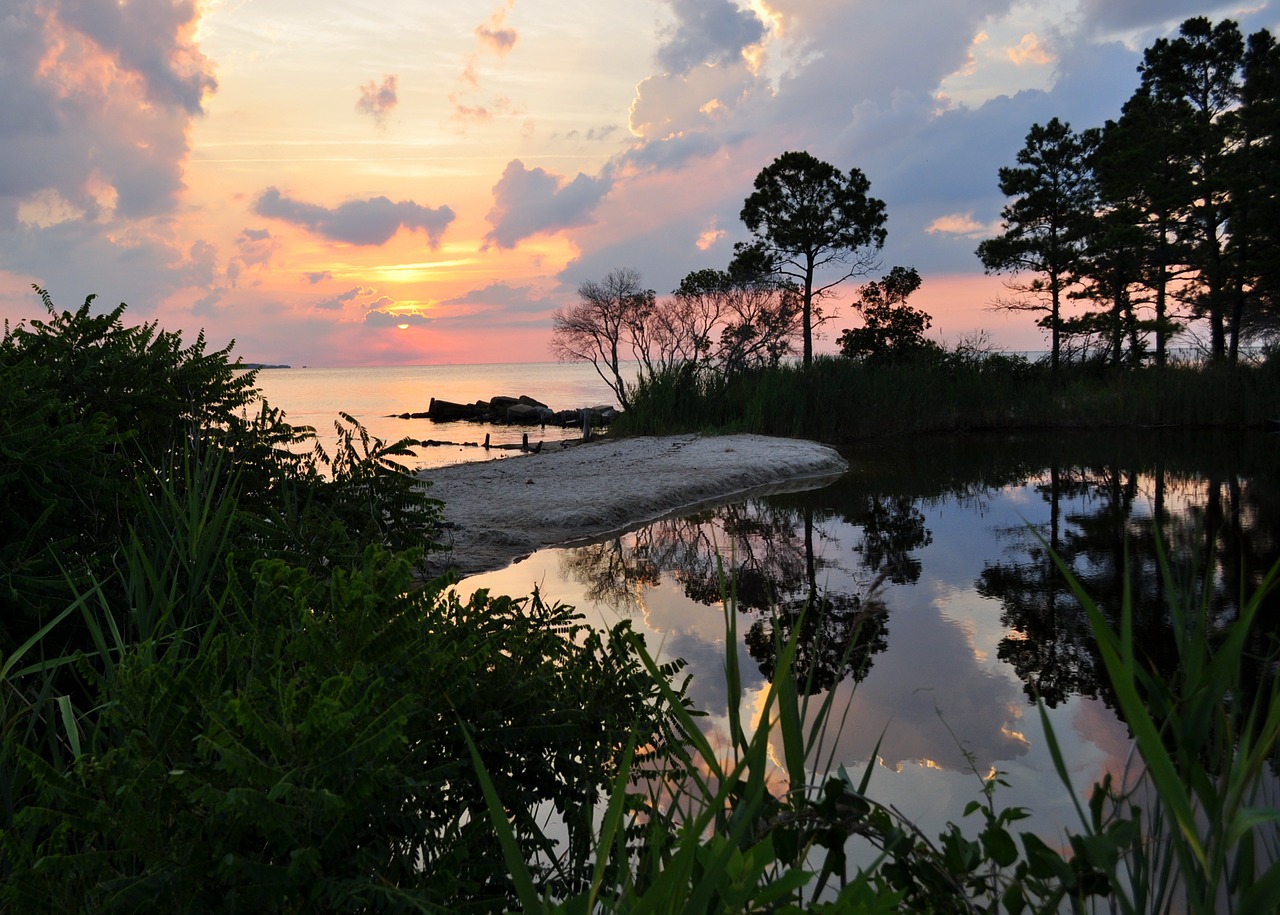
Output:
[
  {"xmin": 251, "ymin": 362, "xmax": 618, "ymax": 469},
  {"xmin": 252, "ymin": 365, "xmax": 1280, "ymax": 852},
  {"xmin": 461, "ymin": 429, "xmax": 1280, "ymax": 850}
]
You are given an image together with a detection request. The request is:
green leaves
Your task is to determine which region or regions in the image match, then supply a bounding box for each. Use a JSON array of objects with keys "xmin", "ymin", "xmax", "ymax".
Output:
[{"xmin": 5, "ymin": 549, "xmax": 667, "ymax": 911}]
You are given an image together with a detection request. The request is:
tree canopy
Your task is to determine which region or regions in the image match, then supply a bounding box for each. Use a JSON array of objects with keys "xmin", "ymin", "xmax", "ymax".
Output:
[
  {"xmin": 837, "ymin": 266, "xmax": 940, "ymax": 364},
  {"xmin": 734, "ymin": 150, "xmax": 887, "ymax": 366},
  {"xmin": 977, "ymin": 119, "xmax": 1097, "ymax": 373},
  {"xmin": 980, "ymin": 16, "xmax": 1280, "ymax": 366}
]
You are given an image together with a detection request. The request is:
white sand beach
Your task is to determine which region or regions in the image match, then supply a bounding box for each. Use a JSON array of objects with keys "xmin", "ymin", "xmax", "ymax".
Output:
[{"xmin": 417, "ymin": 434, "xmax": 848, "ymax": 576}]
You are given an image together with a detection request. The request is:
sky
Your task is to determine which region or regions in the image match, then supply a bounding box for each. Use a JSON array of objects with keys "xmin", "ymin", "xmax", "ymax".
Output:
[{"xmin": 3, "ymin": 0, "xmax": 1278, "ymax": 366}]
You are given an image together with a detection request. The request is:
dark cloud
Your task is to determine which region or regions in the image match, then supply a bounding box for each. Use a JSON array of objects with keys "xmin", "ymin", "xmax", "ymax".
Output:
[
  {"xmin": 622, "ymin": 122, "xmax": 732, "ymax": 172},
  {"xmin": 184, "ymin": 240, "xmax": 220, "ymax": 289},
  {"xmin": 234, "ymin": 228, "xmax": 278, "ymax": 270},
  {"xmin": 191, "ymin": 289, "xmax": 222, "ymax": 318},
  {"xmin": 656, "ymin": 0, "xmax": 767, "ymax": 74},
  {"xmin": 315, "ymin": 287, "xmax": 374, "ymax": 311},
  {"xmin": 439, "ymin": 281, "xmax": 561, "ymax": 316},
  {"xmin": 364, "ymin": 309, "xmax": 429, "ymax": 328},
  {"xmin": 2, "ymin": 220, "xmax": 188, "ymax": 317},
  {"xmin": 1076, "ymin": 0, "xmax": 1240, "ymax": 35},
  {"xmin": 253, "ymin": 188, "xmax": 455, "ymax": 247},
  {"xmin": 483, "ymin": 160, "xmax": 611, "ymax": 250},
  {"xmin": 305, "ymin": 270, "xmax": 333, "ymax": 285},
  {"xmin": 356, "ymin": 75, "xmax": 398, "ymax": 123}
]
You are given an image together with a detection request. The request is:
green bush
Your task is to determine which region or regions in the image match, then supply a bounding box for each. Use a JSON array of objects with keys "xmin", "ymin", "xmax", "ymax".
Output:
[
  {"xmin": 0, "ymin": 289, "xmax": 441, "ymax": 647},
  {"xmin": 3, "ymin": 549, "xmax": 668, "ymax": 912}
]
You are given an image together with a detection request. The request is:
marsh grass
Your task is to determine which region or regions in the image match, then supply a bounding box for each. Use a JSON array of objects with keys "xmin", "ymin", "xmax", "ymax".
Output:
[
  {"xmin": 1043, "ymin": 538, "xmax": 1280, "ymax": 915},
  {"xmin": 617, "ymin": 356, "xmax": 1280, "ymax": 442},
  {"xmin": 468, "ymin": 538, "xmax": 1280, "ymax": 914}
]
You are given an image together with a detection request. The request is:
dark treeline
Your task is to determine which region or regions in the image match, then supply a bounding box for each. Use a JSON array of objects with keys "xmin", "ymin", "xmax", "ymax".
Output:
[
  {"xmin": 557, "ymin": 16, "xmax": 1280, "ymax": 428},
  {"xmin": 616, "ymin": 353, "xmax": 1280, "ymax": 442},
  {"xmin": 979, "ymin": 16, "xmax": 1280, "ymax": 370}
]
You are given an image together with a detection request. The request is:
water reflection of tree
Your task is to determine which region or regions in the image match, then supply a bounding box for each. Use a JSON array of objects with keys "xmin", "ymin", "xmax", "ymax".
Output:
[
  {"xmin": 982, "ymin": 448, "xmax": 1280, "ymax": 710},
  {"xmin": 558, "ymin": 496, "xmax": 919, "ymax": 693},
  {"xmin": 745, "ymin": 589, "xmax": 889, "ymax": 693}
]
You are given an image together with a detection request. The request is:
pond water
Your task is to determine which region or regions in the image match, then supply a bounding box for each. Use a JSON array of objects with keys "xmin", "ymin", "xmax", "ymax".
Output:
[{"xmin": 459, "ymin": 429, "xmax": 1280, "ymax": 849}]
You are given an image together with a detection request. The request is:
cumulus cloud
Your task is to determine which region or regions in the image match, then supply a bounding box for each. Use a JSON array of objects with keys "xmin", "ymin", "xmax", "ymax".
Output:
[
  {"xmin": 55, "ymin": 0, "xmax": 218, "ymax": 114},
  {"xmin": 0, "ymin": 0, "xmax": 216, "ymax": 229},
  {"xmin": 356, "ymin": 74, "xmax": 399, "ymax": 123},
  {"xmin": 253, "ymin": 188, "xmax": 455, "ymax": 247},
  {"xmin": 483, "ymin": 160, "xmax": 612, "ymax": 250},
  {"xmin": 629, "ymin": 60, "xmax": 766, "ymax": 141},
  {"xmin": 655, "ymin": 0, "xmax": 768, "ymax": 74},
  {"xmin": 1007, "ymin": 32, "xmax": 1053, "ymax": 67}
]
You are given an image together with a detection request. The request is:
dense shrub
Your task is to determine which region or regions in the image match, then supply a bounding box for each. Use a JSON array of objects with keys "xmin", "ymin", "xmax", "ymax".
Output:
[
  {"xmin": 0, "ymin": 289, "xmax": 439, "ymax": 645},
  {"xmin": 617, "ymin": 352, "xmax": 1280, "ymax": 441},
  {"xmin": 0, "ymin": 290, "xmax": 671, "ymax": 910},
  {"xmin": 3, "ymin": 550, "xmax": 667, "ymax": 912}
]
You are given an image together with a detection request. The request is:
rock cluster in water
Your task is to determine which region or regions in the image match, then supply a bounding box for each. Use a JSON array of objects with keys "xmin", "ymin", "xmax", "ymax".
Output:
[{"xmin": 396, "ymin": 394, "xmax": 618, "ymax": 427}]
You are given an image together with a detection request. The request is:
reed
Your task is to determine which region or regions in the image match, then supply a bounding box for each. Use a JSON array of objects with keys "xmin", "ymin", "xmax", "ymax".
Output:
[
  {"xmin": 1044, "ymin": 537, "xmax": 1280, "ymax": 915},
  {"xmin": 617, "ymin": 355, "xmax": 1280, "ymax": 442},
  {"xmin": 466, "ymin": 540, "xmax": 1280, "ymax": 913}
]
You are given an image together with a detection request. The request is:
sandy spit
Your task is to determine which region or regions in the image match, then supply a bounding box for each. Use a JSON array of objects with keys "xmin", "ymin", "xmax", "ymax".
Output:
[{"xmin": 417, "ymin": 434, "xmax": 848, "ymax": 576}]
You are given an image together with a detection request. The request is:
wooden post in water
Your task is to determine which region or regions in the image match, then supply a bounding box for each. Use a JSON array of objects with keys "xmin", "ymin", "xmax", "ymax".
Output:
[
  {"xmin": 521, "ymin": 432, "xmax": 529, "ymax": 452},
  {"xmin": 483, "ymin": 433, "xmax": 490, "ymax": 450}
]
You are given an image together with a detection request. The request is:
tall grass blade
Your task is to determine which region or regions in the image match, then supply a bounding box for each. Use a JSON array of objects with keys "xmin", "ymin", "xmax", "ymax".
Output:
[
  {"xmin": 457, "ymin": 716, "xmax": 545, "ymax": 913},
  {"xmin": 1046, "ymin": 546, "xmax": 1208, "ymax": 869}
]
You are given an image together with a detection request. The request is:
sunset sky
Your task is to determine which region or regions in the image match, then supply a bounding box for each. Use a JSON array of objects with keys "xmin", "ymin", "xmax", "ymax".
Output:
[{"xmin": 4, "ymin": 0, "xmax": 1277, "ymax": 366}]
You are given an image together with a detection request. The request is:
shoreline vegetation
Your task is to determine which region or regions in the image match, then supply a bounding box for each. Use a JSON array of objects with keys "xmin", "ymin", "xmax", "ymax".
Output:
[
  {"xmin": 613, "ymin": 353, "xmax": 1280, "ymax": 443},
  {"xmin": 4, "ymin": 285, "xmax": 1280, "ymax": 909},
  {"xmin": 9, "ymin": 6, "xmax": 1280, "ymax": 897}
]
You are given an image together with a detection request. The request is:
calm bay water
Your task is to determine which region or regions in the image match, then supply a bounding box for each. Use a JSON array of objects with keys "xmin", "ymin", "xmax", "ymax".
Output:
[
  {"xmin": 250, "ymin": 362, "xmax": 619, "ymax": 470},
  {"xmin": 250, "ymin": 364, "xmax": 1280, "ymax": 858},
  {"xmin": 459, "ymin": 429, "xmax": 1280, "ymax": 855}
]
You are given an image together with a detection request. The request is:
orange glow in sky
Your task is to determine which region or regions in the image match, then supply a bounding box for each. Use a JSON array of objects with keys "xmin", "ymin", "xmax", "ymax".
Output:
[{"xmin": 3, "ymin": 1, "xmax": 1276, "ymax": 365}]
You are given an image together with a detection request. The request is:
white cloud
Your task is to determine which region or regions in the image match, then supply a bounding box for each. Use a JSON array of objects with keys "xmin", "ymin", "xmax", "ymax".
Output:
[{"xmin": 483, "ymin": 160, "xmax": 612, "ymax": 250}]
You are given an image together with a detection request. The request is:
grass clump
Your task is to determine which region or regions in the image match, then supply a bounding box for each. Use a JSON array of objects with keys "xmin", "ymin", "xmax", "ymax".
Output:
[
  {"xmin": 616, "ymin": 353, "xmax": 1280, "ymax": 442},
  {"xmin": 468, "ymin": 541, "xmax": 1280, "ymax": 914}
]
